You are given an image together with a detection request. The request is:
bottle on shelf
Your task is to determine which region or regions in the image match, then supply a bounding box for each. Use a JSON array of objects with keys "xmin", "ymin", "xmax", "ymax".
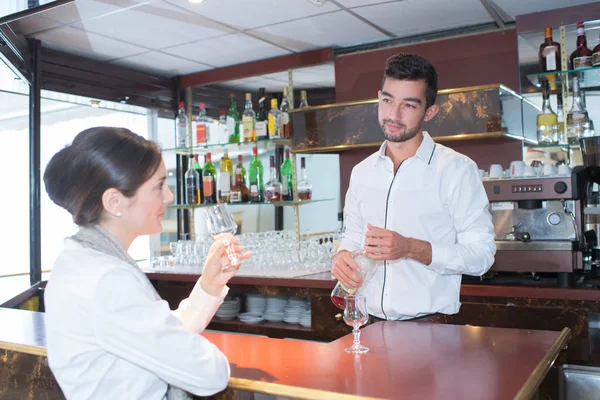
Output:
[
  {"xmin": 280, "ymin": 87, "xmax": 291, "ymax": 138},
  {"xmin": 265, "ymin": 155, "xmax": 282, "ymax": 202},
  {"xmin": 280, "ymin": 149, "xmax": 293, "ymax": 201},
  {"xmin": 218, "ymin": 109, "xmax": 228, "ymax": 144},
  {"xmin": 536, "ymin": 80, "xmax": 559, "ymax": 145},
  {"xmin": 268, "ymin": 98, "xmax": 282, "ymax": 139},
  {"xmin": 184, "ymin": 156, "xmax": 200, "ymax": 205},
  {"xmin": 593, "ymin": 30, "xmax": 600, "ymax": 67},
  {"xmin": 299, "ymin": 90, "xmax": 309, "ymax": 109},
  {"xmin": 218, "ymin": 148, "xmax": 233, "ymax": 203},
  {"xmin": 570, "ymin": 22, "xmax": 593, "ymax": 70},
  {"xmin": 557, "ymin": 94, "xmax": 566, "ymax": 145},
  {"xmin": 236, "ymin": 154, "xmax": 246, "ymax": 184},
  {"xmin": 248, "ymin": 146, "xmax": 264, "ymax": 203},
  {"xmin": 227, "ymin": 93, "xmax": 240, "ymax": 143},
  {"xmin": 567, "ymin": 77, "xmax": 592, "ymax": 143},
  {"xmin": 194, "ymin": 102, "xmax": 209, "ymax": 146},
  {"xmin": 176, "ymin": 101, "xmax": 188, "ymax": 148},
  {"xmin": 538, "ymin": 27, "xmax": 561, "ymax": 72},
  {"xmin": 255, "ymin": 88, "xmax": 268, "ymax": 141},
  {"xmin": 242, "ymin": 93, "xmax": 256, "ymax": 142},
  {"xmin": 297, "ymin": 157, "xmax": 312, "ymax": 200},
  {"xmin": 231, "ymin": 157, "xmax": 249, "ymax": 203},
  {"xmin": 202, "ymin": 152, "xmax": 217, "ymax": 204}
]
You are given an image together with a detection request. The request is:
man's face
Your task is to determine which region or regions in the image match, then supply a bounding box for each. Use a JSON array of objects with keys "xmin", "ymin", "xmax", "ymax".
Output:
[{"xmin": 378, "ymin": 78, "xmax": 431, "ymax": 143}]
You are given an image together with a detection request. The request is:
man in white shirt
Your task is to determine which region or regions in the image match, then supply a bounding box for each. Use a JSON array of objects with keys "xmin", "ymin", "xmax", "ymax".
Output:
[{"xmin": 332, "ymin": 53, "xmax": 496, "ymax": 321}]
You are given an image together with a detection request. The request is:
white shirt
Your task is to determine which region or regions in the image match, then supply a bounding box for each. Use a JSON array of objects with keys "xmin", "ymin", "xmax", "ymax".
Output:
[
  {"xmin": 338, "ymin": 132, "xmax": 495, "ymax": 320},
  {"xmin": 45, "ymin": 239, "xmax": 231, "ymax": 400}
]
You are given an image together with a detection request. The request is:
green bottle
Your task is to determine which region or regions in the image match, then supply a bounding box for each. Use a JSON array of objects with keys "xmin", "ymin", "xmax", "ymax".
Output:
[
  {"xmin": 202, "ymin": 152, "xmax": 217, "ymax": 204},
  {"xmin": 227, "ymin": 93, "xmax": 240, "ymax": 143},
  {"xmin": 280, "ymin": 149, "xmax": 293, "ymax": 201},
  {"xmin": 248, "ymin": 146, "xmax": 264, "ymax": 203}
]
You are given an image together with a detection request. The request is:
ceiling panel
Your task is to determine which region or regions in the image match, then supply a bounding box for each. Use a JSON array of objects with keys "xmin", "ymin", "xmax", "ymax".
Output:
[
  {"xmin": 163, "ymin": 0, "xmax": 340, "ymax": 30},
  {"xmin": 335, "ymin": 0, "xmax": 401, "ymax": 8},
  {"xmin": 9, "ymin": 15, "xmax": 62, "ymax": 35},
  {"xmin": 353, "ymin": 0, "xmax": 493, "ymax": 37},
  {"xmin": 35, "ymin": 26, "xmax": 147, "ymax": 62},
  {"xmin": 39, "ymin": 0, "xmax": 155, "ymax": 24},
  {"xmin": 110, "ymin": 51, "xmax": 211, "ymax": 76},
  {"xmin": 250, "ymin": 11, "xmax": 386, "ymax": 52},
  {"xmin": 493, "ymin": 0, "xmax": 599, "ymax": 20},
  {"xmin": 73, "ymin": 2, "xmax": 232, "ymax": 50},
  {"xmin": 162, "ymin": 33, "xmax": 291, "ymax": 67}
]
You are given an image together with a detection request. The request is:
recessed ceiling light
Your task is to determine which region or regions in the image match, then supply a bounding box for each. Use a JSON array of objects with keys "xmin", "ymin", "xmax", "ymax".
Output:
[
  {"xmin": 90, "ymin": 100, "xmax": 101, "ymax": 108},
  {"xmin": 308, "ymin": 0, "xmax": 327, "ymax": 5},
  {"xmin": 188, "ymin": 0, "xmax": 204, "ymax": 4}
]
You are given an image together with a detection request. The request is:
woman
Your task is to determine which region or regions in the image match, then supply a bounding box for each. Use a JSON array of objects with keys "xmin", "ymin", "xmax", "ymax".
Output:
[{"xmin": 43, "ymin": 127, "xmax": 250, "ymax": 399}]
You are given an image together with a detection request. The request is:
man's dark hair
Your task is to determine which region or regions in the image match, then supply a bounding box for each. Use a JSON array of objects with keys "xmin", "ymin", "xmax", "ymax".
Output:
[{"xmin": 382, "ymin": 53, "xmax": 438, "ymax": 108}]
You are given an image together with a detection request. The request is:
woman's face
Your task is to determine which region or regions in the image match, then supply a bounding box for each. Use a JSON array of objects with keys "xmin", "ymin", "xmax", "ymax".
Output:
[{"xmin": 123, "ymin": 160, "xmax": 174, "ymax": 236}]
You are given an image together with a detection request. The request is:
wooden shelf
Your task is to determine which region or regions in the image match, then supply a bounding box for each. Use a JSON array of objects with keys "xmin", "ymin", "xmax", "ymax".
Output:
[{"xmin": 209, "ymin": 317, "xmax": 311, "ymax": 332}]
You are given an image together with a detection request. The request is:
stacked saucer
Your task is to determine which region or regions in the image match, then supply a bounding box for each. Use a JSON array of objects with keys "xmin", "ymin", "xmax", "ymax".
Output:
[
  {"xmin": 283, "ymin": 298, "xmax": 309, "ymax": 324},
  {"xmin": 215, "ymin": 296, "xmax": 240, "ymax": 320},
  {"xmin": 263, "ymin": 296, "xmax": 287, "ymax": 322},
  {"xmin": 238, "ymin": 312, "xmax": 263, "ymax": 324},
  {"xmin": 245, "ymin": 294, "xmax": 267, "ymax": 315},
  {"xmin": 299, "ymin": 309, "xmax": 311, "ymax": 328}
]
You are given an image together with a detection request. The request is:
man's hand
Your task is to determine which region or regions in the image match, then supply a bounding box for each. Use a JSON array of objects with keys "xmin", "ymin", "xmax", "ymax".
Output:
[
  {"xmin": 331, "ymin": 250, "xmax": 363, "ymax": 290},
  {"xmin": 364, "ymin": 224, "xmax": 411, "ymax": 261}
]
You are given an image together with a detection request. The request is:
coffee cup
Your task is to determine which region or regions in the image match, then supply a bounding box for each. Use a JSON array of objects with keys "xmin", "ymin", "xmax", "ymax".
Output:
[
  {"xmin": 523, "ymin": 166, "xmax": 536, "ymax": 177},
  {"xmin": 510, "ymin": 161, "xmax": 526, "ymax": 177},
  {"xmin": 489, "ymin": 164, "xmax": 503, "ymax": 178},
  {"xmin": 558, "ymin": 164, "xmax": 571, "ymax": 176},
  {"xmin": 543, "ymin": 163, "xmax": 557, "ymax": 176}
]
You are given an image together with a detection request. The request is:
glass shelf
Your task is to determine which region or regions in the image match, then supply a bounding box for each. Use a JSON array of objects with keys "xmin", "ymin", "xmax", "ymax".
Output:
[
  {"xmin": 527, "ymin": 66, "xmax": 600, "ymax": 90},
  {"xmin": 167, "ymin": 198, "xmax": 335, "ymax": 209},
  {"xmin": 162, "ymin": 138, "xmax": 292, "ymax": 156},
  {"xmin": 525, "ymin": 143, "xmax": 581, "ymax": 153}
]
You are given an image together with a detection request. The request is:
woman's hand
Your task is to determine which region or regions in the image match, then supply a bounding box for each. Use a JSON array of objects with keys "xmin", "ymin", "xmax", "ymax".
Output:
[{"xmin": 199, "ymin": 234, "xmax": 252, "ymax": 296}]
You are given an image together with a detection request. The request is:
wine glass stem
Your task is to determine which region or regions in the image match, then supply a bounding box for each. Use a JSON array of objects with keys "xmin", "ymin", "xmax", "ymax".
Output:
[
  {"xmin": 353, "ymin": 328, "xmax": 361, "ymax": 347},
  {"xmin": 223, "ymin": 239, "xmax": 240, "ymax": 266}
]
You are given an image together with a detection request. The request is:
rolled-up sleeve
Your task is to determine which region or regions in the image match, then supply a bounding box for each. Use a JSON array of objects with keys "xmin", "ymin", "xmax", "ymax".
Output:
[
  {"xmin": 337, "ymin": 167, "xmax": 364, "ymax": 253},
  {"xmin": 426, "ymin": 162, "xmax": 496, "ymax": 276}
]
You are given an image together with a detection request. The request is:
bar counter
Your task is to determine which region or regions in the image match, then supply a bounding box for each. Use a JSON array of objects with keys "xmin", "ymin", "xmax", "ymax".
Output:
[{"xmin": 0, "ymin": 307, "xmax": 571, "ymax": 399}]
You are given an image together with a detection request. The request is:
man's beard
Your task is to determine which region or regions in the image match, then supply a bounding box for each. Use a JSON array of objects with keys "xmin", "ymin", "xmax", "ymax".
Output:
[{"xmin": 380, "ymin": 119, "xmax": 421, "ymax": 143}]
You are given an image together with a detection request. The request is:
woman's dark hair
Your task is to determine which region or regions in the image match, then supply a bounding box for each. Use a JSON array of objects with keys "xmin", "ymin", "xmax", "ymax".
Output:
[
  {"xmin": 44, "ymin": 127, "xmax": 162, "ymax": 226},
  {"xmin": 382, "ymin": 53, "xmax": 438, "ymax": 108}
]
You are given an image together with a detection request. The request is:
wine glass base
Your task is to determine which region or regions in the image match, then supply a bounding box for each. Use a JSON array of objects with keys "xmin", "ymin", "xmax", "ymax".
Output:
[{"xmin": 345, "ymin": 344, "xmax": 369, "ymax": 354}]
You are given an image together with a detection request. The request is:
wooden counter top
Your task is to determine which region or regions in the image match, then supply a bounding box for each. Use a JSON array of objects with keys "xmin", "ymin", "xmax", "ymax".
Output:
[{"xmin": 0, "ymin": 307, "xmax": 570, "ymax": 400}]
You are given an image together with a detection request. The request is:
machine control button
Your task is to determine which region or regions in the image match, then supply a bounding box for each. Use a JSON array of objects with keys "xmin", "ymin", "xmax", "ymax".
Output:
[
  {"xmin": 554, "ymin": 181, "xmax": 568, "ymax": 194},
  {"xmin": 547, "ymin": 213, "xmax": 561, "ymax": 226}
]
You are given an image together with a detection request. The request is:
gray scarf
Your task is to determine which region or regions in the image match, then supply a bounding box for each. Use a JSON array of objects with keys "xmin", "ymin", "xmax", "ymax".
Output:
[{"xmin": 71, "ymin": 224, "xmax": 192, "ymax": 400}]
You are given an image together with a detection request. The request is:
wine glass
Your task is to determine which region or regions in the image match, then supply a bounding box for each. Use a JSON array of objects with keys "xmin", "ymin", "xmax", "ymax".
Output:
[
  {"xmin": 205, "ymin": 204, "xmax": 240, "ymax": 270},
  {"xmin": 343, "ymin": 295, "xmax": 369, "ymax": 354}
]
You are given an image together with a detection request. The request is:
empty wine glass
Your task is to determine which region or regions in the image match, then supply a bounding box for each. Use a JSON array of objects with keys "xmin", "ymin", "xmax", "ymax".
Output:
[
  {"xmin": 343, "ymin": 295, "xmax": 369, "ymax": 354},
  {"xmin": 205, "ymin": 204, "xmax": 240, "ymax": 270}
]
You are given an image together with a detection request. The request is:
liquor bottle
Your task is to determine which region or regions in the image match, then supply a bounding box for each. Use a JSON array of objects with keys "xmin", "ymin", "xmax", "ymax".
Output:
[
  {"xmin": 202, "ymin": 152, "xmax": 217, "ymax": 204},
  {"xmin": 268, "ymin": 98, "xmax": 281, "ymax": 139},
  {"xmin": 195, "ymin": 102, "xmax": 208, "ymax": 146},
  {"xmin": 230, "ymin": 164, "xmax": 249, "ymax": 203},
  {"xmin": 265, "ymin": 155, "xmax": 282, "ymax": 202},
  {"xmin": 297, "ymin": 157, "xmax": 312, "ymax": 200},
  {"xmin": 176, "ymin": 101, "xmax": 188, "ymax": 148},
  {"xmin": 280, "ymin": 87, "xmax": 291, "ymax": 138},
  {"xmin": 226, "ymin": 93, "xmax": 240, "ymax": 143},
  {"xmin": 299, "ymin": 90, "xmax": 309, "ymax": 108},
  {"xmin": 280, "ymin": 149, "xmax": 293, "ymax": 201},
  {"xmin": 567, "ymin": 77, "xmax": 592, "ymax": 143},
  {"xmin": 236, "ymin": 154, "xmax": 246, "ymax": 184},
  {"xmin": 557, "ymin": 94, "xmax": 566, "ymax": 145},
  {"xmin": 242, "ymin": 93, "xmax": 256, "ymax": 142},
  {"xmin": 193, "ymin": 154, "xmax": 203, "ymax": 200},
  {"xmin": 570, "ymin": 22, "xmax": 593, "ymax": 70},
  {"xmin": 539, "ymin": 27, "xmax": 561, "ymax": 72},
  {"xmin": 184, "ymin": 156, "xmax": 200, "ymax": 205},
  {"xmin": 218, "ymin": 109, "xmax": 228, "ymax": 144},
  {"xmin": 218, "ymin": 148, "xmax": 233, "ymax": 203},
  {"xmin": 593, "ymin": 31, "xmax": 600, "ymax": 67},
  {"xmin": 536, "ymin": 80, "xmax": 559, "ymax": 145},
  {"xmin": 255, "ymin": 88, "xmax": 268, "ymax": 141},
  {"xmin": 248, "ymin": 146, "xmax": 264, "ymax": 203}
]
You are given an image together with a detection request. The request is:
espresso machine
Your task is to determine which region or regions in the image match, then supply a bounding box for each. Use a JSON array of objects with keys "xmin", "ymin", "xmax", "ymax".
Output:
[{"xmin": 482, "ymin": 137, "xmax": 600, "ymax": 287}]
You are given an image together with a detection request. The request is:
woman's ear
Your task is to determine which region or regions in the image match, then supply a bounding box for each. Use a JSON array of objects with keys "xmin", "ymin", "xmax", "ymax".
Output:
[{"xmin": 101, "ymin": 188, "xmax": 124, "ymax": 218}]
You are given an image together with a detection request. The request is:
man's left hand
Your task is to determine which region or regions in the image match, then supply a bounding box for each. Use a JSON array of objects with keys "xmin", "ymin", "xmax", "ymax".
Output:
[{"xmin": 364, "ymin": 224, "xmax": 410, "ymax": 261}]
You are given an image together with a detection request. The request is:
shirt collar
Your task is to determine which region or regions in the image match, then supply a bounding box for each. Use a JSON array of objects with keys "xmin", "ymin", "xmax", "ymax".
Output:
[{"xmin": 375, "ymin": 131, "xmax": 437, "ymax": 166}]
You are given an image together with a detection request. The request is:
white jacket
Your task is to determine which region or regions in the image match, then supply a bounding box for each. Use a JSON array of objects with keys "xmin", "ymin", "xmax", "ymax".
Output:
[{"xmin": 45, "ymin": 238, "xmax": 230, "ymax": 400}]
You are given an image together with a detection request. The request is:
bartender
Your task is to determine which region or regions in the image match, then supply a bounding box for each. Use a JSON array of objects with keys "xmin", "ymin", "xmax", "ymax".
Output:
[{"xmin": 332, "ymin": 53, "xmax": 496, "ymax": 322}]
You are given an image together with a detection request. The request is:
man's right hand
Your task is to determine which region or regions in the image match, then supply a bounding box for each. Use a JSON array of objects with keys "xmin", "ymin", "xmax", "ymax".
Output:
[{"xmin": 331, "ymin": 250, "xmax": 363, "ymax": 290}]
